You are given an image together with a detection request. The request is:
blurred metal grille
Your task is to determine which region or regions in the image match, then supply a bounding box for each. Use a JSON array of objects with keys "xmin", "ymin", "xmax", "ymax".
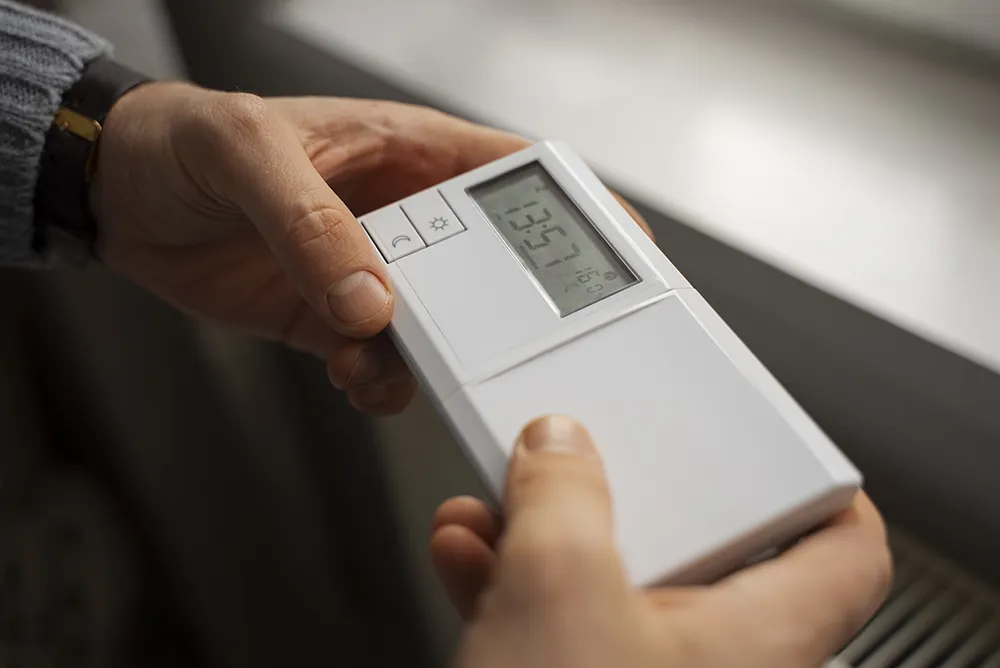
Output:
[{"xmin": 831, "ymin": 531, "xmax": 1000, "ymax": 668}]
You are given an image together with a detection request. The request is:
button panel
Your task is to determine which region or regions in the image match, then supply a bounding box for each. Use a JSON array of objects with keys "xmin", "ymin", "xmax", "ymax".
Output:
[
  {"xmin": 361, "ymin": 206, "xmax": 426, "ymax": 262},
  {"xmin": 402, "ymin": 191, "xmax": 466, "ymax": 245}
]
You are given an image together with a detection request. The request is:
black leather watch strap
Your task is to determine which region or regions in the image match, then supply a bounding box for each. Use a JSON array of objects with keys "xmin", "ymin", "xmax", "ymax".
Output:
[{"xmin": 34, "ymin": 57, "xmax": 150, "ymax": 264}]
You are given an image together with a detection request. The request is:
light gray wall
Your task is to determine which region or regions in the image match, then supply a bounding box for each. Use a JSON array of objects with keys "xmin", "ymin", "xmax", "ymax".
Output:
[
  {"xmin": 819, "ymin": 0, "xmax": 1000, "ymax": 56},
  {"xmin": 58, "ymin": 0, "xmax": 186, "ymax": 79}
]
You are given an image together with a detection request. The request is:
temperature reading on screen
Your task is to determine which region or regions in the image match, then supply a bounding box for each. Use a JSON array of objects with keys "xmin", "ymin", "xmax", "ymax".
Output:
[{"xmin": 469, "ymin": 163, "xmax": 637, "ymax": 315}]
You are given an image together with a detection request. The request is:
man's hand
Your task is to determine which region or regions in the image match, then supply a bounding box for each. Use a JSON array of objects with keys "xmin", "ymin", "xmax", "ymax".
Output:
[
  {"xmin": 91, "ymin": 84, "xmax": 652, "ymax": 414},
  {"xmin": 91, "ymin": 83, "xmax": 527, "ymax": 413},
  {"xmin": 432, "ymin": 416, "xmax": 892, "ymax": 668}
]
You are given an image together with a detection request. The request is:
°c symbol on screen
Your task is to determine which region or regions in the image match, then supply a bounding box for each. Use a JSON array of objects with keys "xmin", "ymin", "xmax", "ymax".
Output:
[{"xmin": 391, "ymin": 235, "xmax": 411, "ymax": 247}]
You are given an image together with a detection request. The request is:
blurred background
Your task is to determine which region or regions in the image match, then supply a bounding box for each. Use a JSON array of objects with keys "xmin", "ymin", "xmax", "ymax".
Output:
[{"xmin": 2, "ymin": 0, "xmax": 1000, "ymax": 666}]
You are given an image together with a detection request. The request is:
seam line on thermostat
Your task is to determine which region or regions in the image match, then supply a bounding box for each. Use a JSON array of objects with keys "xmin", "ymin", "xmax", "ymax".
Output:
[{"xmin": 458, "ymin": 287, "xmax": 696, "ymax": 391}]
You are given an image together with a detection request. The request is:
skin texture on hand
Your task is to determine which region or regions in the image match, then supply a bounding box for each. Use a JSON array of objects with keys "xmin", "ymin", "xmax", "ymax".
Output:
[
  {"xmin": 90, "ymin": 83, "xmax": 653, "ymax": 414},
  {"xmin": 432, "ymin": 416, "xmax": 893, "ymax": 668}
]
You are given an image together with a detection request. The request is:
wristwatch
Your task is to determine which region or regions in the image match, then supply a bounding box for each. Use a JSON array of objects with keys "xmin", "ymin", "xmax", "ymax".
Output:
[{"xmin": 33, "ymin": 57, "xmax": 150, "ymax": 264}]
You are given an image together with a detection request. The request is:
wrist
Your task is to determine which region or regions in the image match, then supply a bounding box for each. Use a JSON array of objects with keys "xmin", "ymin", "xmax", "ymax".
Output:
[
  {"xmin": 88, "ymin": 81, "xmax": 214, "ymax": 266},
  {"xmin": 33, "ymin": 57, "xmax": 151, "ymax": 265},
  {"xmin": 87, "ymin": 80, "xmax": 172, "ymax": 241}
]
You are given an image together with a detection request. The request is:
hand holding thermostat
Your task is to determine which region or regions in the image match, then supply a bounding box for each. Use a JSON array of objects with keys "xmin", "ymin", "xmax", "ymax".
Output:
[
  {"xmin": 91, "ymin": 83, "xmax": 653, "ymax": 414},
  {"xmin": 432, "ymin": 416, "xmax": 892, "ymax": 668},
  {"xmin": 92, "ymin": 83, "xmax": 517, "ymax": 413}
]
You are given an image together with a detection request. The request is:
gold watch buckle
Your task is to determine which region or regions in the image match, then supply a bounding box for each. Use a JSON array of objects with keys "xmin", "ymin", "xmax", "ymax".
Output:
[
  {"xmin": 54, "ymin": 107, "xmax": 102, "ymax": 141},
  {"xmin": 53, "ymin": 107, "xmax": 103, "ymax": 180}
]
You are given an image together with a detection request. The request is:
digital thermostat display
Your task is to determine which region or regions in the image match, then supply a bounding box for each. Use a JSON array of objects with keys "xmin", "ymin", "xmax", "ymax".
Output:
[{"xmin": 469, "ymin": 163, "xmax": 637, "ymax": 316}]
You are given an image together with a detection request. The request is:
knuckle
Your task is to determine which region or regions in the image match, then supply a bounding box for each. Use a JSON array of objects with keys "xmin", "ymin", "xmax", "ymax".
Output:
[
  {"xmin": 217, "ymin": 93, "xmax": 272, "ymax": 137},
  {"xmin": 509, "ymin": 457, "xmax": 609, "ymax": 506},
  {"xmin": 383, "ymin": 99, "xmax": 451, "ymax": 123},
  {"xmin": 414, "ymin": 104, "xmax": 454, "ymax": 124},
  {"xmin": 285, "ymin": 206, "xmax": 357, "ymax": 259},
  {"xmin": 381, "ymin": 101, "xmax": 462, "ymax": 151},
  {"xmin": 327, "ymin": 347, "xmax": 361, "ymax": 389},
  {"xmin": 500, "ymin": 533, "xmax": 596, "ymax": 606},
  {"xmin": 176, "ymin": 92, "xmax": 274, "ymax": 158},
  {"xmin": 507, "ymin": 457, "xmax": 546, "ymax": 492}
]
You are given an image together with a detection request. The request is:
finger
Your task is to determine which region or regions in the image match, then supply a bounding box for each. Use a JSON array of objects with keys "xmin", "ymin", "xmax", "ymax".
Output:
[
  {"xmin": 292, "ymin": 99, "xmax": 531, "ymax": 213},
  {"xmin": 430, "ymin": 524, "xmax": 496, "ymax": 620},
  {"xmin": 708, "ymin": 493, "xmax": 892, "ymax": 663},
  {"xmin": 279, "ymin": 300, "xmax": 345, "ymax": 358},
  {"xmin": 347, "ymin": 376, "xmax": 418, "ymax": 415},
  {"xmin": 377, "ymin": 107, "xmax": 652, "ymax": 247},
  {"xmin": 498, "ymin": 416, "xmax": 626, "ymax": 599},
  {"xmin": 504, "ymin": 416, "xmax": 612, "ymax": 535},
  {"xmin": 433, "ymin": 496, "xmax": 502, "ymax": 549},
  {"xmin": 327, "ymin": 333, "xmax": 412, "ymax": 390},
  {"xmin": 444, "ymin": 120, "xmax": 531, "ymax": 173},
  {"xmin": 611, "ymin": 192, "xmax": 655, "ymax": 242},
  {"xmin": 197, "ymin": 93, "xmax": 393, "ymax": 339}
]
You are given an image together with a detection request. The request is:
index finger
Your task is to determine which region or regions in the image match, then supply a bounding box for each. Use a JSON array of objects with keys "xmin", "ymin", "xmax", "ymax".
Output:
[
  {"xmin": 710, "ymin": 493, "xmax": 893, "ymax": 661},
  {"xmin": 290, "ymin": 99, "xmax": 656, "ymax": 240}
]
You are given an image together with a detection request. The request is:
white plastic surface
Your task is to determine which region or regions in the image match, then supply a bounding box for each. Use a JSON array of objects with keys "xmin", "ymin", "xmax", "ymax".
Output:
[
  {"xmin": 383, "ymin": 142, "xmax": 684, "ymax": 374},
  {"xmin": 449, "ymin": 289, "xmax": 858, "ymax": 584},
  {"xmin": 363, "ymin": 142, "xmax": 861, "ymax": 586}
]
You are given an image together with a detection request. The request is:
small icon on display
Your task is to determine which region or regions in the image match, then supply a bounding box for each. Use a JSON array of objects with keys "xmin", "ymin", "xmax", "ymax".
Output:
[
  {"xmin": 391, "ymin": 235, "xmax": 412, "ymax": 247},
  {"xmin": 429, "ymin": 216, "xmax": 449, "ymax": 232},
  {"xmin": 565, "ymin": 284, "xmax": 580, "ymax": 292},
  {"xmin": 604, "ymin": 272, "xmax": 617, "ymax": 281}
]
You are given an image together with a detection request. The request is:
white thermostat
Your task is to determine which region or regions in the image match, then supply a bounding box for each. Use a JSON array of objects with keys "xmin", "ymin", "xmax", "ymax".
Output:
[{"xmin": 360, "ymin": 141, "xmax": 861, "ymax": 586}]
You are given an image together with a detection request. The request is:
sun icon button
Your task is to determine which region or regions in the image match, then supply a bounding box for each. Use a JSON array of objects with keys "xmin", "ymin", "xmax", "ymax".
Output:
[{"xmin": 401, "ymin": 192, "xmax": 467, "ymax": 246}]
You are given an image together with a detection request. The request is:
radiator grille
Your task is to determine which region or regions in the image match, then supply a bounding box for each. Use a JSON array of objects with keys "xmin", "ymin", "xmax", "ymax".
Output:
[{"xmin": 830, "ymin": 531, "xmax": 1000, "ymax": 668}]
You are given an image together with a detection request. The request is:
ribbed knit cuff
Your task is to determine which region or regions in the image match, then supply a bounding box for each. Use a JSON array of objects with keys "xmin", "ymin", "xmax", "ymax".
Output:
[{"xmin": 0, "ymin": 0, "xmax": 111, "ymax": 267}]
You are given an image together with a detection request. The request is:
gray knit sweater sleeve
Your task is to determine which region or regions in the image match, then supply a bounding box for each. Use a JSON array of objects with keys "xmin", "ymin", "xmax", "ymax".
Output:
[{"xmin": 0, "ymin": 0, "xmax": 110, "ymax": 266}]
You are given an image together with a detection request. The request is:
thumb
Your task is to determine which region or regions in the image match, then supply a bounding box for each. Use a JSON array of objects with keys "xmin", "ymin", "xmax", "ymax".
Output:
[
  {"xmin": 496, "ymin": 416, "xmax": 626, "ymax": 599},
  {"xmin": 202, "ymin": 94, "xmax": 393, "ymax": 338}
]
